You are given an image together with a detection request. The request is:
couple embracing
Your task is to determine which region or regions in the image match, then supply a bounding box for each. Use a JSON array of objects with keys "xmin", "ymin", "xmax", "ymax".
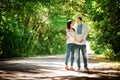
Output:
[{"xmin": 65, "ymin": 17, "xmax": 89, "ymax": 71}]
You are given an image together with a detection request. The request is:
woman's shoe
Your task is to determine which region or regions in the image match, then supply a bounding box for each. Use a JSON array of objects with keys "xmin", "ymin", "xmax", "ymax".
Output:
[
  {"xmin": 70, "ymin": 67, "xmax": 74, "ymax": 71},
  {"xmin": 65, "ymin": 66, "xmax": 69, "ymax": 70}
]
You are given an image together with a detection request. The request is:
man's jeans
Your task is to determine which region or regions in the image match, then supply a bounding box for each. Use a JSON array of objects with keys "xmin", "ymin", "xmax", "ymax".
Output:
[
  {"xmin": 65, "ymin": 43, "xmax": 75, "ymax": 66},
  {"xmin": 75, "ymin": 45, "xmax": 88, "ymax": 68}
]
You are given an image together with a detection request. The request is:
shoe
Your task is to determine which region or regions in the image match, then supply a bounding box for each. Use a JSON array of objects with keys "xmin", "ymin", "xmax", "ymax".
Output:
[
  {"xmin": 77, "ymin": 68, "xmax": 80, "ymax": 71},
  {"xmin": 70, "ymin": 67, "xmax": 74, "ymax": 71},
  {"xmin": 65, "ymin": 66, "xmax": 69, "ymax": 70},
  {"xmin": 84, "ymin": 67, "xmax": 89, "ymax": 71}
]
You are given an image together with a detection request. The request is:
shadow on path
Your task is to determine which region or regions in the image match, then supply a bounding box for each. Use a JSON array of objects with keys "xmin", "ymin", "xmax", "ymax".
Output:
[{"xmin": 0, "ymin": 55, "xmax": 120, "ymax": 80}]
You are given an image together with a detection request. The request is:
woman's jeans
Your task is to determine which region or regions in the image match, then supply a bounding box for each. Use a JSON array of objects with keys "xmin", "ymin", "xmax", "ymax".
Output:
[
  {"xmin": 65, "ymin": 43, "xmax": 75, "ymax": 66},
  {"xmin": 75, "ymin": 45, "xmax": 88, "ymax": 68}
]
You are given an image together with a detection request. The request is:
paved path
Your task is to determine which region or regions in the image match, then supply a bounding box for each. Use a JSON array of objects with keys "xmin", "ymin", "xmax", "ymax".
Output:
[{"xmin": 0, "ymin": 54, "xmax": 120, "ymax": 80}]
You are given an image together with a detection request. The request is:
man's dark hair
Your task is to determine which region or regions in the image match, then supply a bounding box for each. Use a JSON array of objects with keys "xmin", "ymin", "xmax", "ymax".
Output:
[{"xmin": 77, "ymin": 17, "xmax": 82, "ymax": 20}]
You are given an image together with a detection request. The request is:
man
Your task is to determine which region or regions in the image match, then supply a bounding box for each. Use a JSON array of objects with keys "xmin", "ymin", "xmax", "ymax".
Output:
[{"xmin": 74, "ymin": 17, "xmax": 89, "ymax": 71}]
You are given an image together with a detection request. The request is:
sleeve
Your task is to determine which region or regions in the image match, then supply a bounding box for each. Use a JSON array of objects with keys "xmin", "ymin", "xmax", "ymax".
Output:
[
  {"xmin": 75, "ymin": 35, "xmax": 83, "ymax": 42},
  {"xmin": 66, "ymin": 29, "xmax": 70, "ymax": 38},
  {"xmin": 82, "ymin": 25, "xmax": 88, "ymax": 40},
  {"xmin": 66, "ymin": 29, "xmax": 74, "ymax": 41}
]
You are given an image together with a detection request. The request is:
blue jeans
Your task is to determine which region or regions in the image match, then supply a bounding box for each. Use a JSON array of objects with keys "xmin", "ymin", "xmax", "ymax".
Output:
[
  {"xmin": 65, "ymin": 43, "xmax": 75, "ymax": 66},
  {"xmin": 75, "ymin": 45, "xmax": 88, "ymax": 68}
]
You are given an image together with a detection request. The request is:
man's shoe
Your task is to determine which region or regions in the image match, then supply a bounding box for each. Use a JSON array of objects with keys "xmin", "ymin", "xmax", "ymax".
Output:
[{"xmin": 84, "ymin": 67, "xmax": 89, "ymax": 71}]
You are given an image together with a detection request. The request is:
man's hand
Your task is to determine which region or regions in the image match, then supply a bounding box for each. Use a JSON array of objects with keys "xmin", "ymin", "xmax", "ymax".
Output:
[
  {"xmin": 79, "ymin": 39, "xmax": 83, "ymax": 43},
  {"xmin": 75, "ymin": 39, "xmax": 83, "ymax": 43}
]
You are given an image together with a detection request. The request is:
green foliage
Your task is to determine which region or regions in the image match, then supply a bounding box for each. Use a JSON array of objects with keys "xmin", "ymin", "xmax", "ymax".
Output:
[
  {"xmin": 0, "ymin": 0, "xmax": 69, "ymax": 58},
  {"xmin": 85, "ymin": 0, "xmax": 120, "ymax": 60},
  {"xmin": 104, "ymin": 49, "xmax": 120, "ymax": 61},
  {"xmin": 1, "ymin": 0, "xmax": 119, "ymax": 60}
]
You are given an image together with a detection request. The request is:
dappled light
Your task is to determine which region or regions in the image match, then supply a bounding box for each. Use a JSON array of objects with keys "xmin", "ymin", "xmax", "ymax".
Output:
[
  {"xmin": 0, "ymin": 0, "xmax": 119, "ymax": 58},
  {"xmin": 0, "ymin": 0, "xmax": 119, "ymax": 79},
  {"xmin": 0, "ymin": 55, "xmax": 120, "ymax": 79}
]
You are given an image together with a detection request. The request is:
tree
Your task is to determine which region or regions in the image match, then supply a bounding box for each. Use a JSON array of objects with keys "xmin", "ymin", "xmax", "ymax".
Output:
[{"xmin": 85, "ymin": 0, "xmax": 120, "ymax": 60}]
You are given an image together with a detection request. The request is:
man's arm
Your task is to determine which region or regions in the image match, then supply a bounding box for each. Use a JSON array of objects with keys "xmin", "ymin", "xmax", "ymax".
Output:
[{"xmin": 82, "ymin": 25, "xmax": 88, "ymax": 41}]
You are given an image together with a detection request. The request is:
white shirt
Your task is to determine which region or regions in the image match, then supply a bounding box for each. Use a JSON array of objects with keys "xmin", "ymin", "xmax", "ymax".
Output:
[
  {"xmin": 74, "ymin": 23, "xmax": 88, "ymax": 45},
  {"xmin": 66, "ymin": 29, "xmax": 76, "ymax": 44}
]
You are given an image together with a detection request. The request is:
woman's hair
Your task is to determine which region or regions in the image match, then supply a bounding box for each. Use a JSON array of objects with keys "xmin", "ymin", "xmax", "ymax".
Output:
[
  {"xmin": 66, "ymin": 20, "xmax": 75, "ymax": 31},
  {"xmin": 67, "ymin": 20, "xmax": 72, "ymax": 30}
]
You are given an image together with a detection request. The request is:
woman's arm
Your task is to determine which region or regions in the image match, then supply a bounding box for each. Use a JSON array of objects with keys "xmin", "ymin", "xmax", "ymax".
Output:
[{"xmin": 66, "ymin": 29, "xmax": 74, "ymax": 41}]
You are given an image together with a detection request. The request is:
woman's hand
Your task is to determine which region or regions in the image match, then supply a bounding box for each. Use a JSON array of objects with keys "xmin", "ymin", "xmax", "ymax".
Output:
[{"xmin": 79, "ymin": 39, "xmax": 83, "ymax": 43}]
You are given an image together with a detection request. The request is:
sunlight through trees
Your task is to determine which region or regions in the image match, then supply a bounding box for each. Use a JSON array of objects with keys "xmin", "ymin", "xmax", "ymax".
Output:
[{"xmin": 0, "ymin": 0, "xmax": 119, "ymax": 60}]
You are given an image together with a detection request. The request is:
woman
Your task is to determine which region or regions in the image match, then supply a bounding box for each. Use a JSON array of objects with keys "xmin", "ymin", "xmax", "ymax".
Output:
[{"xmin": 65, "ymin": 20, "xmax": 76, "ymax": 71}]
